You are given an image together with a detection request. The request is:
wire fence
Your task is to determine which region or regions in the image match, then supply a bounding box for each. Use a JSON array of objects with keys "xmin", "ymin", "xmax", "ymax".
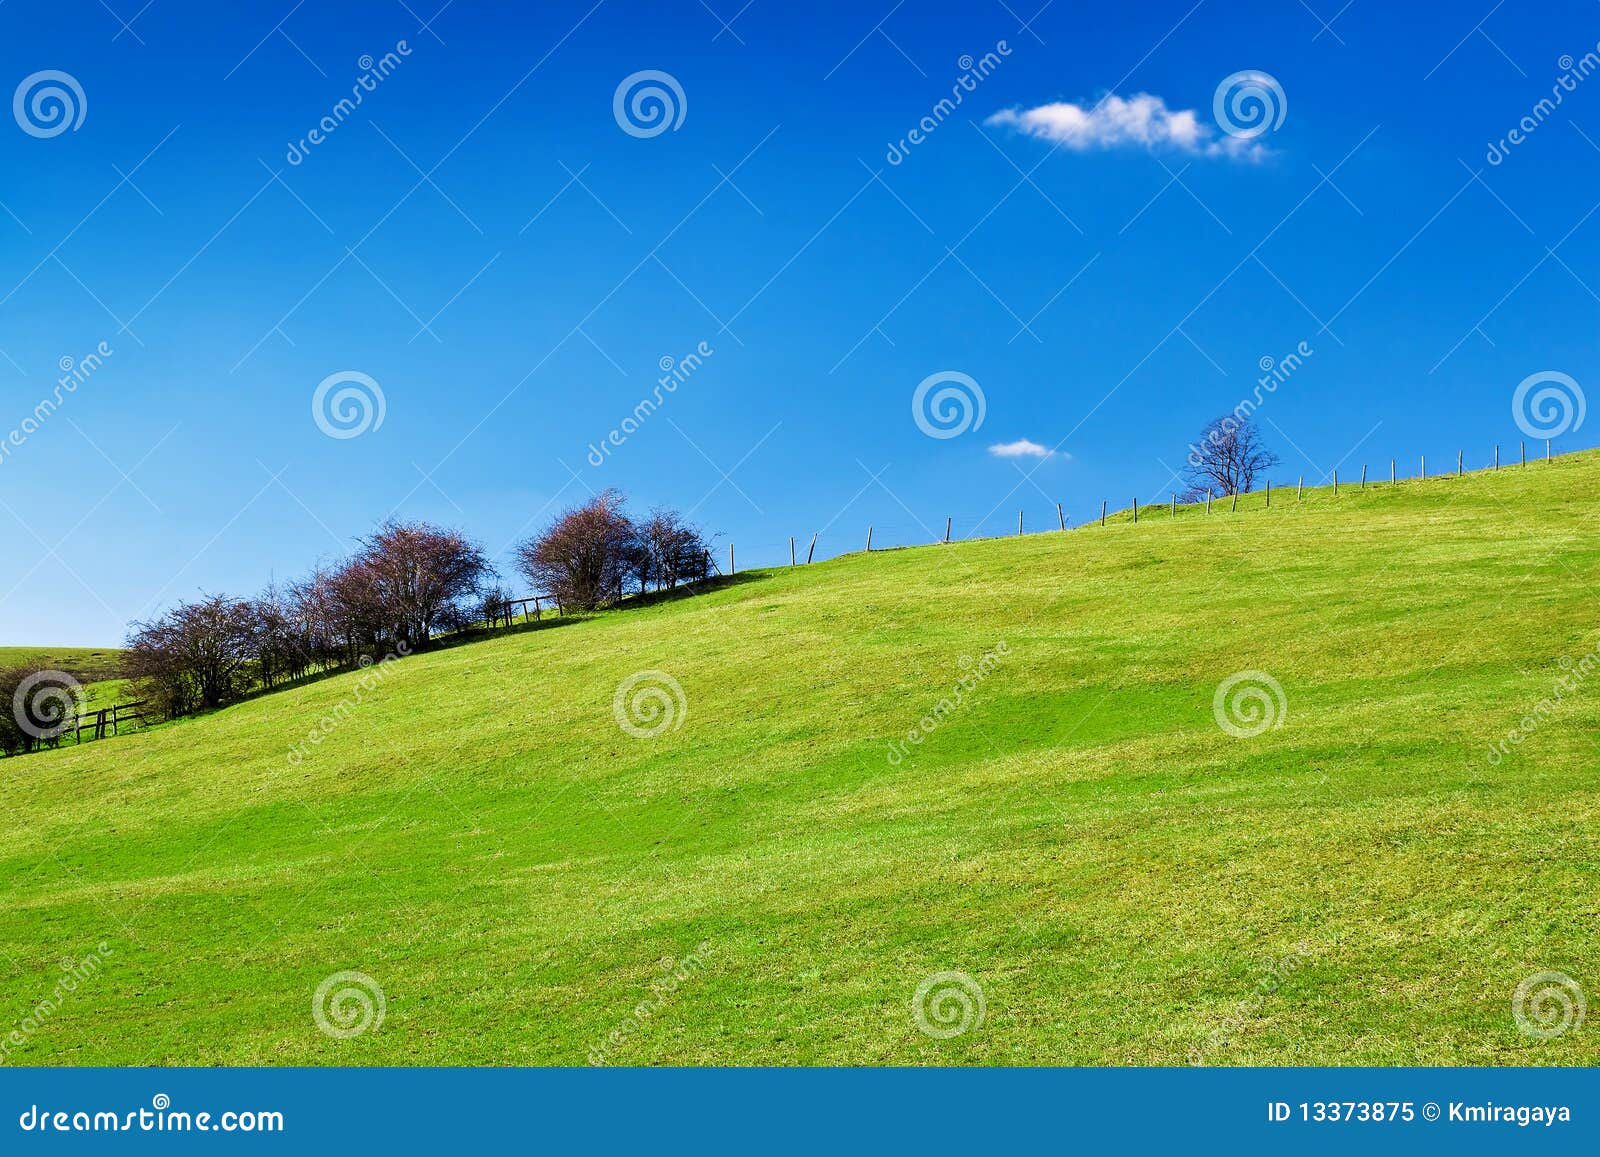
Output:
[{"xmin": 714, "ymin": 437, "xmax": 1577, "ymax": 573}]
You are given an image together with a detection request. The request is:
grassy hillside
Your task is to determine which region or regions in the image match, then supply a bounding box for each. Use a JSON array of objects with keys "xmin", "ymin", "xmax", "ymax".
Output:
[
  {"xmin": 3, "ymin": 454, "xmax": 1598, "ymax": 1066},
  {"xmin": 0, "ymin": 646, "xmax": 129, "ymax": 708},
  {"xmin": 0, "ymin": 646, "xmax": 123, "ymax": 683}
]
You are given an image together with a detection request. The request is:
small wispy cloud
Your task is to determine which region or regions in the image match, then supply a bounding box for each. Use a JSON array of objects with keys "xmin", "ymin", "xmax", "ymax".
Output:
[
  {"xmin": 986, "ymin": 92, "xmax": 1268, "ymax": 161},
  {"xmin": 988, "ymin": 439, "xmax": 1056, "ymax": 460}
]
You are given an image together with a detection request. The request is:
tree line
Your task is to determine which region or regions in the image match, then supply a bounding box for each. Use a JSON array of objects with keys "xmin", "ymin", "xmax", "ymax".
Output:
[
  {"xmin": 0, "ymin": 491, "xmax": 712, "ymax": 745},
  {"xmin": 4, "ymin": 417, "xmax": 1275, "ymax": 751}
]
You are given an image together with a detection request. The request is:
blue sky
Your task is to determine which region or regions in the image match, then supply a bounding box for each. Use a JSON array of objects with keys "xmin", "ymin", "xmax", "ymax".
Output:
[{"xmin": 1, "ymin": 0, "xmax": 1596, "ymax": 644}]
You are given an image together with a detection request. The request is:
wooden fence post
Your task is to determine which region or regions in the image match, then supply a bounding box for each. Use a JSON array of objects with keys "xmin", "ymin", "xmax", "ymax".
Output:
[
  {"xmin": 1391, "ymin": 459, "xmax": 1396, "ymax": 484},
  {"xmin": 1171, "ymin": 493, "xmax": 1177, "ymax": 517},
  {"xmin": 1297, "ymin": 476, "xmax": 1303, "ymax": 501},
  {"xmin": 1265, "ymin": 480, "xmax": 1271, "ymax": 508},
  {"xmin": 807, "ymin": 533, "xmax": 817, "ymax": 564},
  {"xmin": 865, "ymin": 526, "xmax": 873, "ymax": 552},
  {"xmin": 1206, "ymin": 489, "xmax": 1212, "ymax": 514},
  {"xmin": 730, "ymin": 544, "xmax": 735, "ymax": 575},
  {"xmin": 1457, "ymin": 450, "xmax": 1462, "ymax": 476},
  {"xmin": 1057, "ymin": 503, "xmax": 1065, "ymax": 532},
  {"xmin": 1018, "ymin": 511, "xmax": 1023, "ymax": 536},
  {"xmin": 1100, "ymin": 500, "xmax": 1107, "ymax": 527},
  {"xmin": 790, "ymin": 537, "xmax": 796, "ymax": 566},
  {"xmin": 1333, "ymin": 469, "xmax": 1338, "ymax": 497},
  {"xmin": 944, "ymin": 517, "xmax": 951, "ymax": 544},
  {"xmin": 1521, "ymin": 440, "xmax": 1526, "ymax": 467},
  {"xmin": 1421, "ymin": 454, "xmax": 1425, "ymax": 480},
  {"xmin": 1133, "ymin": 498, "xmax": 1138, "ymax": 523},
  {"xmin": 1361, "ymin": 464, "xmax": 1367, "ymax": 490},
  {"xmin": 1547, "ymin": 439, "xmax": 1552, "ymax": 461},
  {"xmin": 1494, "ymin": 444, "xmax": 1500, "ymax": 470}
]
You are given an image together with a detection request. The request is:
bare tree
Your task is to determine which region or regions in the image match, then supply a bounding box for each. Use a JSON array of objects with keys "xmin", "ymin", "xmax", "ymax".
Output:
[
  {"xmin": 342, "ymin": 521, "xmax": 493, "ymax": 653},
  {"xmin": 1183, "ymin": 415, "xmax": 1279, "ymax": 498},
  {"xmin": 288, "ymin": 564, "xmax": 349, "ymax": 670},
  {"xmin": 480, "ymin": 585, "xmax": 510, "ymax": 629},
  {"xmin": 516, "ymin": 491, "xmax": 640, "ymax": 611},
  {"xmin": 126, "ymin": 594, "xmax": 258, "ymax": 717},
  {"xmin": 251, "ymin": 583, "xmax": 308, "ymax": 690},
  {"xmin": 636, "ymin": 508, "xmax": 710, "ymax": 592}
]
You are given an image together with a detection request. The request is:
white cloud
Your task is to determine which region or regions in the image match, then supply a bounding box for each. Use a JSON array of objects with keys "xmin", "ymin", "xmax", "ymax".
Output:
[
  {"xmin": 988, "ymin": 439, "xmax": 1056, "ymax": 460},
  {"xmin": 986, "ymin": 92, "xmax": 1267, "ymax": 161}
]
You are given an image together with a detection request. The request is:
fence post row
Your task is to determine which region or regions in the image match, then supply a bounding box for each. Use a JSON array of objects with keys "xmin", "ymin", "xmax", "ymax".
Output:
[{"xmin": 65, "ymin": 700, "xmax": 147, "ymax": 748}]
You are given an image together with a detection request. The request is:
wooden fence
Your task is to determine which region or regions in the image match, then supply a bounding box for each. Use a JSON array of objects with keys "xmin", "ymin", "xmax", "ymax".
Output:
[
  {"xmin": 484, "ymin": 594, "xmax": 559, "ymax": 629},
  {"xmin": 59, "ymin": 700, "xmax": 147, "ymax": 746}
]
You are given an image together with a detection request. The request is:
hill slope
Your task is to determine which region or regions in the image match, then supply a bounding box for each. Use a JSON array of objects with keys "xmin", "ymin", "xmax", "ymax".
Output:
[
  {"xmin": 3, "ymin": 454, "xmax": 1599, "ymax": 1065},
  {"xmin": 0, "ymin": 646, "xmax": 124, "ymax": 685}
]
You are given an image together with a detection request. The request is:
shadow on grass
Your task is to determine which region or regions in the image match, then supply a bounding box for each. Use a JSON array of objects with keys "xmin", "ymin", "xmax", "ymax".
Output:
[{"xmin": 618, "ymin": 572, "xmax": 770, "ymax": 610}]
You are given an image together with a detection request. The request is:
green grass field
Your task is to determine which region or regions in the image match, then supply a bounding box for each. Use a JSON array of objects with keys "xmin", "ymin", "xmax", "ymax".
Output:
[
  {"xmin": 3, "ymin": 453, "xmax": 1598, "ymax": 1066},
  {"xmin": 0, "ymin": 646, "xmax": 129, "ymax": 709},
  {"xmin": 0, "ymin": 646, "xmax": 125, "ymax": 694}
]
